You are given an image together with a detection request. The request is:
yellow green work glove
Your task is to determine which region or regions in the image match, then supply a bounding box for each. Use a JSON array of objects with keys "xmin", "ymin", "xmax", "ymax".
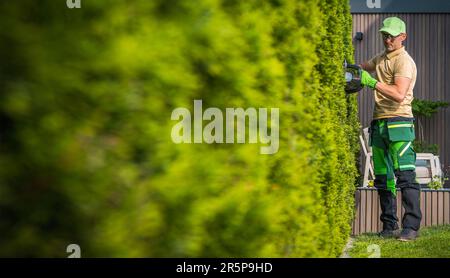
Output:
[{"xmin": 361, "ymin": 70, "xmax": 378, "ymax": 89}]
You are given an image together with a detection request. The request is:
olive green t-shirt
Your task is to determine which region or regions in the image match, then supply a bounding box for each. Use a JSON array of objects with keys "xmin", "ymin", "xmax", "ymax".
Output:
[{"xmin": 367, "ymin": 46, "xmax": 417, "ymax": 119}]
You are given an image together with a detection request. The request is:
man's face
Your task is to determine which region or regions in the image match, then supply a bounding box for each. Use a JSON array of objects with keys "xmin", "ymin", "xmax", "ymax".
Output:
[{"xmin": 382, "ymin": 32, "xmax": 406, "ymax": 52}]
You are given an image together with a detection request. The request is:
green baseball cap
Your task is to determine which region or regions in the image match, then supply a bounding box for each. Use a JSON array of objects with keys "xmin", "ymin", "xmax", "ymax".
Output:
[{"xmin": 379, "ymin": 17, "xmax": 406, "ymax": 36}]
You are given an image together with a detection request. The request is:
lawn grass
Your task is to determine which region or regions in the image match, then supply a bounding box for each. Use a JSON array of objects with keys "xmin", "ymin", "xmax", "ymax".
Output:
[{"xmin": 348, "ymin": 225, "xmax": 450, "ymax": 258}]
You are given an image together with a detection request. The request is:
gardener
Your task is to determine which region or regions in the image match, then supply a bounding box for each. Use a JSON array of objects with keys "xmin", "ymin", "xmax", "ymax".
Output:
[{"xmin": 359, "ymin": 17, "xmax": 422, "ymax": 241}]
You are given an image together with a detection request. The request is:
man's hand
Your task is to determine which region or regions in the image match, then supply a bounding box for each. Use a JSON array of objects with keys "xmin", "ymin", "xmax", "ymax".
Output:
[{"xmin": 361, "ymin": 70, "xmax": 378, "ymax": 89}]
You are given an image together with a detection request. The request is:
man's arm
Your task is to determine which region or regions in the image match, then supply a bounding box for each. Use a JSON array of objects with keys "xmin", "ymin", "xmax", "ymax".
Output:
[
  {"xmin": 374, "ymin": 76, "xmax": 411, "ymax": 103},
  {"xmin": 359, "ymin": 62, "xmax": 376, "ymax": 73},
  {"xmin": 360, "ymin": 71, "xmax": 411, "ymax": 103}
]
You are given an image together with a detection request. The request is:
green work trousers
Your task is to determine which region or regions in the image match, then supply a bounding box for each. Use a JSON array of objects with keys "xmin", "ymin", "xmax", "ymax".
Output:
[{"xmin": 370, "ymin": 117, "xmax": 422, "ymax": 231}]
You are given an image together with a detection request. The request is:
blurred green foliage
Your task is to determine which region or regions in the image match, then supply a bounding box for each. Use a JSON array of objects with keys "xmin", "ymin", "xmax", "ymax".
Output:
[
  {"xmin": 0, "ymin": 0, "xmax": 359, "ymax": 257},
  {"xmin": 413, "ymin": 141, "xmax": 439, "ymax": 155},
  {"xmin": 412, "ymin": 98, "xmax": 448, "ymax": 155},
  {"xmin": 412, "ymin": 98, "xmax": 449, "ymax": 118}
]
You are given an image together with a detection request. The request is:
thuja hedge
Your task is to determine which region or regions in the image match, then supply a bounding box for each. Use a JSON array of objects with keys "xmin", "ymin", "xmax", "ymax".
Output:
[{"xmin": 0, "ymin": 0, "xmax": 359, "ymax": 257}]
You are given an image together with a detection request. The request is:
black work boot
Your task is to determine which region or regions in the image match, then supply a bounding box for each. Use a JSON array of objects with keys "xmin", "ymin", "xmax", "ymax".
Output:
[
  {"xmin": 398, "ymin": 228, "xmax": 419, "ymax": 241},
  {"xmin": 378, "ymin": 229, "xmax": 399, "ymax": 238}
]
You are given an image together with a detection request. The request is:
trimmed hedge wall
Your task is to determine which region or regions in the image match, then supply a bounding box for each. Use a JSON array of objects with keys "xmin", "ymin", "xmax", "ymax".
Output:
[{"xmin": 0, "ymin": 0, "xmax": 359, "ymax": 257}]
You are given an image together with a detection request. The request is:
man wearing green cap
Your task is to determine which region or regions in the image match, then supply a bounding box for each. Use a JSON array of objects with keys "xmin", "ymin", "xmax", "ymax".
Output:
[{"xmin": 359, "ymin": 17, "xmax": 422, "ymax": 241}]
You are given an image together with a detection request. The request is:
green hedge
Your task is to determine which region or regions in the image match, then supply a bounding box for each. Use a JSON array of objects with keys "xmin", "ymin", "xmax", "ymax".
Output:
[{"xmin": 0, "ymin": 0, "xmax": 359, "ymax": 257}]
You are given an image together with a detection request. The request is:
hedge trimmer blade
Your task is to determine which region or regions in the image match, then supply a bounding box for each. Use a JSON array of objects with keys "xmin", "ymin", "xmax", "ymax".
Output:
[{"xmin": 344, "ymin": 60, "xmax": 363, "ymax": 94}]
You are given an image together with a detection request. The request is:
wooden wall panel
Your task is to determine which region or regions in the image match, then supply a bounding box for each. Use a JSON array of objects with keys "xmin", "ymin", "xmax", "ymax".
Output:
[{"xmin": 352, "ymin": 188, "xmax": 450, "ymax": 235}]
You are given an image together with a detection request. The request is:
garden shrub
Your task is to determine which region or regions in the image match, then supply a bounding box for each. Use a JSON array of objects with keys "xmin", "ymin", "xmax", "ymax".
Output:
[{"xmin": 0, "ymin": 0, "xmax": 359, "ymax": 257}]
